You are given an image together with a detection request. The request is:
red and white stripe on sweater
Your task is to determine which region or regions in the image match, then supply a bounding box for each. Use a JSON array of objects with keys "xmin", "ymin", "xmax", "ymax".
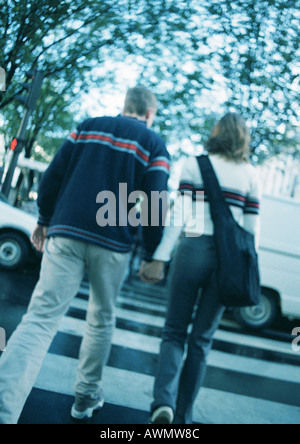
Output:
[{"xmin": 154, "ymin": 154, "xmax": 261, "ymax": 261}]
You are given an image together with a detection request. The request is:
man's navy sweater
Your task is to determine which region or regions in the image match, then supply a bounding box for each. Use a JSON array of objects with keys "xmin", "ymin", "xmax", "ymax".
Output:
[{"xmin": 37, "ymin": 115, "xmax": 170, "ymax": 260}]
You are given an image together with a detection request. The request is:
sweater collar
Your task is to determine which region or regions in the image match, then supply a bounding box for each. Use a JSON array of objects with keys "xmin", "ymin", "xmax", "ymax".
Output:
[{"xmin": 118, "ymin": 114, "xmax": 147, "ymax": 125}]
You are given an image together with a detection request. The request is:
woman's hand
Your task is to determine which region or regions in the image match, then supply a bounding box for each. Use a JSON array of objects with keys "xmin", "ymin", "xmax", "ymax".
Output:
[
  {"xmin": 139, "ymin": 260, "xmax": 165, "ymax": 284},
  {"xmin": 31, "ymin": 225, "xmax": 48, "ymax": 253}
]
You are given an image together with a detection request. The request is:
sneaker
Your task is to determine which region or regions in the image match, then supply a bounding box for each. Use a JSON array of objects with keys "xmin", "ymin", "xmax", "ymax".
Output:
[
  {"xmin": 71, "ymin": 393, "xmax": 104, "ymax": 420},
  {"xmin": 149, "ymin": 406, "xmax": 174, "ymax": 424}
]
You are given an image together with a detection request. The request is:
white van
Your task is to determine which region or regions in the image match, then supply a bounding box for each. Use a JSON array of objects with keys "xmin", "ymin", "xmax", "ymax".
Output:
[{"xmin": 234, "ymin": 194, "xmax": 300, "ymax": 330}]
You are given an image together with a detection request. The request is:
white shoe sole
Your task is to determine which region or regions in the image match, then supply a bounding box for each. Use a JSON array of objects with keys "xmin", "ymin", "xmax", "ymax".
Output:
[
  {"xmin": 71, "ymin": 399, "xmax": 104, "ymax": 420},
  {"xmin": 150, "ymin": 406, "xmax": 174, "ymax": 424}
]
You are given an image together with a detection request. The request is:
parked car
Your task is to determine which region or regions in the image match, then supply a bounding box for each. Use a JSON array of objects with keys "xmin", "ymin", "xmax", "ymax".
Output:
[
  {"xmin": 0, "ymin": 193, "xmax": 39, "ymax": 270},
  {"xmin": 234, "ymin": 194, "xmax": 300, "ymax": 330}
]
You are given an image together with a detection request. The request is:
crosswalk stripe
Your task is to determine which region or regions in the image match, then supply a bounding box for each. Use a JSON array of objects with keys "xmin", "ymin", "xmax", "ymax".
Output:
[
  {"xmin": 48, "ymin": 329, "xmax": 300, "ymax": 407},
  {"xmin": 118, "ymin": 294, "xmax": 167, "ymax": 314},
  {"xmin": 26, "ymin": 280, "xmax": 300, "ymax": 424},
  {"xmin": 79, "ymin": 287, "xmax": 167, "ymax": 315},
  {"xmin": 68, "ymin": 295, "xmax": 298, "ymax": 361},
  {"xmin": 71, "ymin": 297, "xmax": 165, "ymax": 328},
  {"xmin": 58, "ymin": 315, "xmax": 300, "ymax": 384},
  {"xmin": 60, "ymin": 315, "xmax": 161, "ymax": 354},
  {"xmin": 34, "ymin": 353, "xmax": 300, "ymax": 424}
]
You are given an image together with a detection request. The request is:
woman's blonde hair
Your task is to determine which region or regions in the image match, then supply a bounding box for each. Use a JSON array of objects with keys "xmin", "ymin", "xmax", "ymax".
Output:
[{"xmin": 205, "ymin": 112, "xmax": 251, "ymax": 162}]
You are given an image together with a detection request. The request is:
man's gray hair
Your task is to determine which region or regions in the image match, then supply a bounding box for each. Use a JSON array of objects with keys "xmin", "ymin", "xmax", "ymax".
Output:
[{"xmin": 124, "ymin": 85, "xmax": 158, "ymax": 117}]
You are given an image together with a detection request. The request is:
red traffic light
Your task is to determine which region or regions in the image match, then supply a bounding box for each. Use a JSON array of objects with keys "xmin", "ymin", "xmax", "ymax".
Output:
[{"xmin": 10, "ymin": 138, "xmax": 18, "ymax": 151}]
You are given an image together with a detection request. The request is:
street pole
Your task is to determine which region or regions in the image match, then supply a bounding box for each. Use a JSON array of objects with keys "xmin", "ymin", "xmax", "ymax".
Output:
[
  {"xmin": 1, "ymin": 110, "xmax": 31, "ymax": 197},
  {"xmin": 1, "ymin": 70, "xmax": 44, "ymax": 199}
]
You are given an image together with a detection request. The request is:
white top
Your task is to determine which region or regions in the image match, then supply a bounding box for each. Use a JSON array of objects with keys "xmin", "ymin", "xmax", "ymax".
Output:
[{"xmin": 153, "ymin": 154, "xmax": 262, "ymax": 262}]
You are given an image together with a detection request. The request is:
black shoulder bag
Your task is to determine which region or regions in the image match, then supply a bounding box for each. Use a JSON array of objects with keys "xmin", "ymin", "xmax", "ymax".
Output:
[{"xmin": 197, "ymin": 154, "xmax": 261, "ymax": 308}]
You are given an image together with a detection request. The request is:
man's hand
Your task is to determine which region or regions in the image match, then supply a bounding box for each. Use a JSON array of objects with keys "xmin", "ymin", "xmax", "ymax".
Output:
[
  {"xmin": 31, "ymin": 225, "xmax": 48, "ymax": 253},
  {"xmin": 139, "ymin": 260, "xmax": 165, "ymax": 284}
]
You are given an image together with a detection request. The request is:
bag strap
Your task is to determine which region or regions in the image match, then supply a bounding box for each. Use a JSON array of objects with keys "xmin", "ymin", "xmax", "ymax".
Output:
[{"xmin": 196, "ymin": 154, "xmax": 233, "ymax": 222}]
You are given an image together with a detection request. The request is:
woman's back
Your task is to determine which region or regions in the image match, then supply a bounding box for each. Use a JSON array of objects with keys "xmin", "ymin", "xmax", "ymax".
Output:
[
  {"xmin": 179, "ymin": 153, "xmax": 261, "ymax": 237},
  {"xmin": 153, "ymin": 112, "xmax": 261, "ymax": 261}
]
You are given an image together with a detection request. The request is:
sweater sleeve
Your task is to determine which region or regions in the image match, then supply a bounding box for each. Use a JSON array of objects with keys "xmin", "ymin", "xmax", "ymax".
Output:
[
  {"xmin": 140, "ymin": 147, "xmax": 170, "ymax": 261},
  {"xmin": 37, "ymin": 127, "xmax": 80, "ymax": 226},
  {"xmin": 152, "ymin": 158, "xmax": 194, "ymax": 262},
  {"xmin": 243, "ymin": 166, "xmax": 262, "ymax": 251}
]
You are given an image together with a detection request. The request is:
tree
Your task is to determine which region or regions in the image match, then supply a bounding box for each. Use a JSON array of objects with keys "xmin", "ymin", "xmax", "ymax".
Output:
[
  {"xmin": 0, "ymin": 0, "xmax": 201, "ymax": 160},
  {"xmin": 135, "ymin": 0, "xmax": 299, "ymax": 162},
  {"xmin": 205, "ymin": 0, "xmax": 300, "ymax": 161},
  {"xmin": 0, "ymin": 0, "xmax": 299, "ymax": 165}
]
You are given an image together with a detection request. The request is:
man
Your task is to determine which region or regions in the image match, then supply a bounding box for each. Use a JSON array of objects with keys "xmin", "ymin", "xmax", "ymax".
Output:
[{"xmin": 0, "ymin": 85, "xmax": 170, "ymax": 424}]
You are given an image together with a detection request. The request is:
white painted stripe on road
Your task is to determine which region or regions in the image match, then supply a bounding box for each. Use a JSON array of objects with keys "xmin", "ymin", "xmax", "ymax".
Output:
[
  {"xmin": 59, "ymin": 315, "xmax": 161, "ymax": 355},
  {"xmin": 58, "ymin": 316, "xmax": 300, "ymax": 384},
  {"xmin": 214, "ymin": 329, "xmax": 296, "ymax": 357},
  {"xmin": 79, "ymin": 284, "xmax": 167, "ymax": 313},
  {"xmin": 34, "ymin": 353, "xmax": 300, "ymax": 424},
  {"xmin": 208, "ymin": 349, "xmax": 300, "ymax": 384},
  {"xmin": 117, "ymin": 294, "xmax": 167, "ymax": 314},
  {"xmin": 70, "ymin": 296, "xmax": 296, "ymax": 358},
  {"xmin": 70, "ymin": 297, "xmax": 165, "ymax": 328}
]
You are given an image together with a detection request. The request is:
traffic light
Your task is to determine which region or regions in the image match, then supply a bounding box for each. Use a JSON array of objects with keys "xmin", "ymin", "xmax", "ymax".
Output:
[
  {"xmin": 15, "ymin": 70, "xmax": 44, "ymax": 112},
  {"xmin": 10, "ymin": 138, "xmax": 18, "ymax": 151}
]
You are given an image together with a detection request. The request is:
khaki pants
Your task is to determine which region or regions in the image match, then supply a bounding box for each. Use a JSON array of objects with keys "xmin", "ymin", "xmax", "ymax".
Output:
[{"xmin": 0, "ymin": 237, "xmax": 130, "ymax": 424}]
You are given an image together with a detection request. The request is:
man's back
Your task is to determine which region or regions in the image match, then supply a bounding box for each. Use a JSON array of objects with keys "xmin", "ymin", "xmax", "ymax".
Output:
[
  {"xmin": 37, "ymin": 114, "xmax": 170, "ymax": 259},
  {"xmin": 0, "ymin": 85, "xmax": 171, "ymax": 425}
]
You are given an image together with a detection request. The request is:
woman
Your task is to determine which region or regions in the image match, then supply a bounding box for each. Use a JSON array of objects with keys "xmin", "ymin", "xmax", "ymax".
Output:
[{"xmin": 140, "ymin": 112, "xmax": 261, "ymax": 424}]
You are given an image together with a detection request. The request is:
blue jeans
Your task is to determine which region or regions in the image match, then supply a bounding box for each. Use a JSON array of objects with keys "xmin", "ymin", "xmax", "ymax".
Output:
[{"xmin": 152, "ymin": 235, "xmax": 225, "ymax": 424}]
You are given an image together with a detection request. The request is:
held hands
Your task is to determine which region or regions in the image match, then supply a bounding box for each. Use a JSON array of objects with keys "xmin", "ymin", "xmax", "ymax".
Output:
[
  {"xmin": 31, "ymin": 224, "xmax": 48, "ymax": 253},
  {"xmin": 139, "ymin": 260, "xmax": 165, "ymax": 285}
]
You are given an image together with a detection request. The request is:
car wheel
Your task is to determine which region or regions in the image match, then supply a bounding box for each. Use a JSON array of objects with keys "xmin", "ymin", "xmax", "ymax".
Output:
[
  {"xmin": 233, "ymin": 291, "xmax": 279, "ymax": 331},
  {"xmin": 0, "ymin": 232, "xmax": 30, "ymax": 270}
]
